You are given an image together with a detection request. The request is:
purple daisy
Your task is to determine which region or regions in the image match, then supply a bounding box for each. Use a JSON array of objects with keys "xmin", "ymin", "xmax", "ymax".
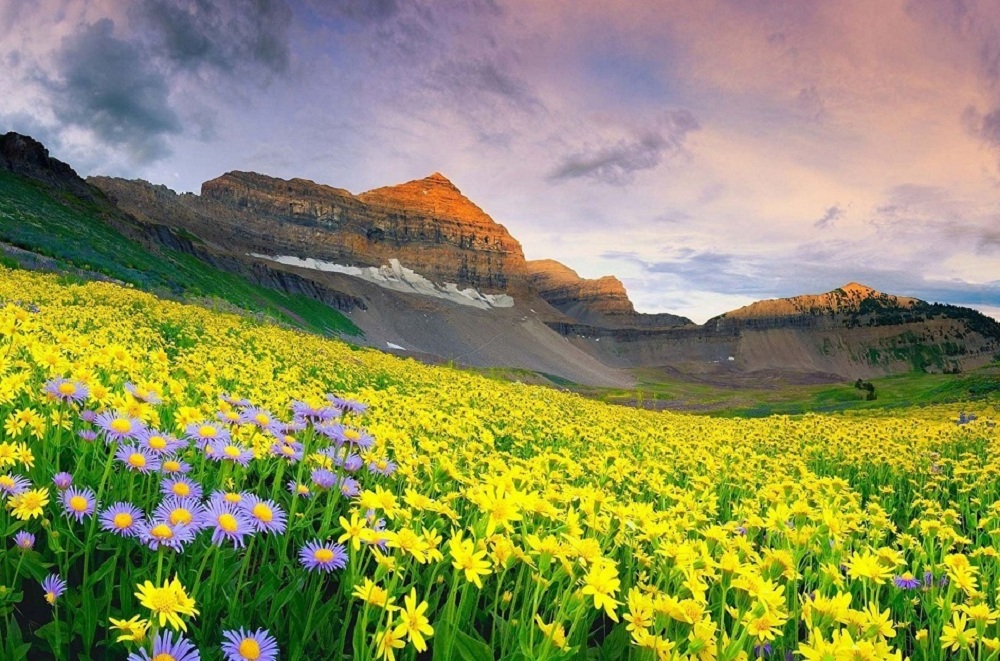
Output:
[
  {"xmin": 217, "ymin": 409, "xmax": 243, "ymax": 425},
  {"xmin": 221, "ymin": 393, "xmax": 252, "ymax": 407},
  {"xmin": 124, "ymin": 382, "xmax": 162, "ymax": 404},
  {"xmin": 287, "ymin": 481, "xmax": 312, "ymax": 499},
  {"xmin": 154, "ymin": 497, "xmax": 208, "ymax": 533},
  {"xmin": 269, "ymin": 439, "xmax": 303, "ymax": 463},
  {"xmin": 221, "ymin": 627, "xmax": 279, "ymax": 661},
  {"xmin": 299, "ymin": 540, "xmax": 348, "ymax": 572},
  {"xmin": 206, "ymin": 500, "xmax": 255, "ymax": 548},
  {"xmin": 161, "ymin": 476, "xmax": 203, "ymax": 501},
  {"xmin": 209, "ymin": 440, "xmax": 254, "ymax": 466},
  {"xmin": 0, "ymin": 473, "xmax": 30, "ymax": 496},
  {"xmin": 78, "ymin": 429, "xmax": 98, "ymax": 442},
  {"xmin": 160, "ymin": 458, "xmax": 192, "ymax": 475},
  {"xmin": 138, "ymin": 518, "xmax": 196, "ymax": 552},
  {"xmin": 210, "ymin": 490, "xmax": 251, "ymax": 507},
  {"xmin": 80, "ymin": 409, "xmax": 98, "ymax": 423},
  {"xmin": 14, "ymin": 531, "xmax": 35, "ymax": 550},
  {"xmin": 139, "ymin": 428, "xmax": 186, "ymax": 455},
  {"xmin": 52, "ymin": 471, "xmax": 73, "ymax": 490},
  {"xmin": 341, "ymin": 453, "xmax": 364, "ymax": 473},
  {"xmin": 61, "ymin": 486, "xmax": 97, "ymax": 522},
  {"xmin": 368, "ymin": 458, "xmax": 397, "ymax": 477},
  {"xmin": 339, "ymin": 477, "xmax": 361, "ymax": 498},
  {"xmin": 240, "ymin": 407, "xmax": 277, "ymax": 429},
  {"xmin": 116, "ymin": 445, "xmax": 161, "ymax": 473},
  {"xmin": 185, "ymin": 421, "xmax": 230, "ymax": 447},
  {"xmin": 43, "ymin": 378, "xmax": 89, "ymax": 404},
  {"xmin": 239, "ymin": 495, "xmax": 287, "ymax": 535},
  {"xmin": 290, "ymin": 400, "xmax": 337, "ymax": 420},
  {"xmin": 94, "ymin": 411, "xmax": 145, "ymax": 443},
  {"xmin": 893, "ymin": 572, "xmax": 921, "ymax": 589},
  {"xmin": 99, "ymin": 502, "xmax": 145, "ymax": 537},
  {"xmin": 318, "ymin": 424, "xmax": 373, "ymax": 449},
  {"xmin": 41, "ymin": 574, "xmax": 67, "ymax": 605},
  {"xmin": 311, "ymin": 468, "xmax": 338, "ymax": 489},
  {"xmin": 327, "ymin": 395, "xmax": 368, "ymax": 415},
  {"xmin": 128, "ymin": 630, "xmax": 200, "ymax": 661}
]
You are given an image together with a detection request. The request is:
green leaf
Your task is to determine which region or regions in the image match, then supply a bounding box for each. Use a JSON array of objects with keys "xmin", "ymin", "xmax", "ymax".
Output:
[
  {"xmin": 599, "ymin": 624, "xmax": 628, "ymax": 661},
  {"xmin": 452, "ymin": 628, "xmax": 494, "ymax": 661}
]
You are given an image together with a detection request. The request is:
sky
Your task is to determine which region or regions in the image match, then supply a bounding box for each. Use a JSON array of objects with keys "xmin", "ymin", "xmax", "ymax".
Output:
[{"xmin": 1, "ymin": 0, "xmax": 999, "ymax": 323}]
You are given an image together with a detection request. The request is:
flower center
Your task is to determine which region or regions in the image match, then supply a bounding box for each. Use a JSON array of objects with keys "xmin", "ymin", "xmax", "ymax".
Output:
[
  {"xmin": 254, "ymin": 414, "xmax": 270, "ymax": 426},
  {"xmin": 224, "ymin": 492, "xmax": 241, "ymax": 503},
  {"xmin": 163, "ymin": 460, "xmax": 181, "ymax": 472},
  {"xmin": 148, "ymin": 588, "xmax": 179, "ymax": 612},
  {"xmin": 57, "ymin": 382, "xmax": 77, "ymax": 395},
  {"xmin": 170, "ymin": 509, "xmax": 192, "ymax": 525},
  {"xmin": 69, "ymin": 495, "xmax": 88, "ymax": 512},
  {"xmin": 252, "ymin": 503, "xmax": 273, "ymax": 522},
  {"xmin": 151, "ymin": 524, "xmax": 174, "ymax": 540},
  {"xmin": 198, "ymin": 425, "xmax": 217, "ymax": 438},
  {"xmin": 223, "ymin": 445, "xmax": 241, "ymax": 459},
  {"xmin": 239, "ymin": 638, "xmax": 262, "ymax": 660},
  {"xmin": 149, "ymin": 436, "xmax": 167, "ymax": 450},
  {"xmin": 152, "ymin": 654, "xmax": 177, "ymax": 661},
  {"xmin": 114, "ymin": 512, "xmax": 134, "ymax": 528},
  {"xmin": 218, "ymin": 513, "xmax": 239, "ymax": 532},
  {"xmin": 111, "ymin": 418, "xmax": 132, "ymax": 433},
  {"xmin": 314, "ymin": 548, "xmax": 335, "ymax": 563},
  {"xmin": 172, "ymin": 482, "xmax": 191, "ymax": 497},
  {"xmin": 128, "ymin": 453, "xmax": 146, "ymax": 468},
  {"xmin": 345, "ymin": 429, "xmax": 360, "ymax": 441}
]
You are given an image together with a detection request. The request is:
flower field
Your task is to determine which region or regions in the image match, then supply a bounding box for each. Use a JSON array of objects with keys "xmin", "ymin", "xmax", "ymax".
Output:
[{"xmin": 1, "ymin": 265, "xmax": 999, "ymax": 661}]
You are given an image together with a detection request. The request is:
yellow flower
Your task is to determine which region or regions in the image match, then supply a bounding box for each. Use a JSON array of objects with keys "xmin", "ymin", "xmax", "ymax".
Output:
[
  {"xmin": 846, "ymin": 551, "xmax": 891, "ymax": 585},
  {"xmin": 134, "ymin": 576, "xmax": 199, "ymax": 632},
  {"xmin": 941, "ymin": 612, "xmax": 977, "ymax": 652},
  {"xmin": 109, "ymin": 615, "xmax": 149, "ymax": 643},
  {"xmin": 580, "ymin": 561, "xmax": 621, "ymax": 622},
  {"xmin": 352, "ymin": 578, "xmax": 397, "ymax": 611},
  {"xmin": 338, "ymin": 512, "xmax": 369, "ymax": 551},
  {"xmin": 534, "ymin": 615, "xmax": 568, "ymax": 650},
  {"xmin": 449, "ymin": 532, "xmax": 492, "ymax": 589},
  {"xmin": 396, "ymin": 588, "xmax": 433, "ymax": 652},
  {"xmin": 375, "ymin": 625, "xmax": 406, "ymax": 661},
  {"xmin": 9, "ymin": 487, "xmax": 49, "ymax": 520}
]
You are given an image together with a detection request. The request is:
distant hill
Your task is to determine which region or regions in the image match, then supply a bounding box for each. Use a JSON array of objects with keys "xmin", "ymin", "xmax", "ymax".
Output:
[{"xmin": 2, "ymin": 131, "xmax": 998, "ymax": 384}]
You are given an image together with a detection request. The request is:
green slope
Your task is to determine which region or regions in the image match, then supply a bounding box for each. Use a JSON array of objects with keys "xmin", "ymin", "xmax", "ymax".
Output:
[{"xmin": 0, "ymin": 170, "xmax": 361, "ymax": 337}]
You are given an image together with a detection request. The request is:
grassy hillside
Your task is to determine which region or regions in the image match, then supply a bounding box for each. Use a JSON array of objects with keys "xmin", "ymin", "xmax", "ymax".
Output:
[{"xmin": 0, "ymin": 170, "xmax": 360, "ymax": 337}]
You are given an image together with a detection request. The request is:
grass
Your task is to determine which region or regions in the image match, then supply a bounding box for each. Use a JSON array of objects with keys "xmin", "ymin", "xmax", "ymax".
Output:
[{"xmin": 0, "ymin": 171, "xmax": 361, "ymax": 337}]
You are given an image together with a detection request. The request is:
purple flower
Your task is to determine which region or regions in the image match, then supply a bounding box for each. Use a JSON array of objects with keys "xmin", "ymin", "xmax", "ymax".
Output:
[
  {"xmin": 327, "ymin": 395, "xmax": 368, "ymax": 415},
  {"xmin": 368, "ymin": 458, "xmax": 397, "ymax": 477},
  {"xmin": 154, "ymin": 497, "xmax": 208, "ymax": 533},
  {"xmin": 14, "ymin": 531, "xmax": 35, "ymax": 550},
  {"xmin": 288, "ymin": 481, "xmax": 311, "ymax": 498},
  {"xmin": 893, "ymin": 572, "xmax": 921, "ymax": 589},
  {"xmin": 160, "ymin": 458, "xmax": 192, "ymax": 475},
  {"xmin": 206, "ymin": 501, "xmax": 255, "ymax": 548},
  {"xmin": 210, "ymin": 490, "xmax": 251, "ymax": 507},
  {"xmin": 341, "ymin": 453, "xmax": 364, "ymax": 473},
  {"xmin": 80, "ymin": 409, "xmax": 98, "ymax": 423},
  {"xmin": 239, "ymin": 495, "xmax": 287, "ymax": 535},
  {"xmin": 78, "ymin": 429, "xmax": 98, "ymax": 443},
  {"xmin": 116, "ymin": 445, "xmax": 161, "ymax": 473},
  {"xmin": 299, "ymin": 540, "xmax": 348, "ymax": 572},
  {"xmin": 318, "ymin": 424, "xmax": 373, "ymax": 449},
  {"xmin": 0, "ymin": 473, "xmax": 30, "ymax": 496},
  {"xmin": 99, "ymin": 502, "xmax": 145, "ymax": 537},
  {"xmin": 61, "ymin": 486, "xmax": 97, "ymax": 522},
  {"xmin": 221, "ymin": 393, "xmax": 252, "ymax": 407},
  {"xmin": 184, "ymin": 421, "xmax": 230, "ymax": 447},
  {"xmin": 754, "ymin": 642, "xmax": 772, "ymax": 658},
  {"xmin": 44, "ymin": 378, "xmax": 89, "ymax": 404},
  {"xmin": 128, "ymin": 630, "xmax": 200, "ymax": 661},
  {"xmin": 209, "ymin": 440, "xmax": 253, "ymax": 466},
  {"xmin": 94, "ymin": 411, "xmax": 145, "ymax": 443},
  {"xmin": 290, "ymin": 400, "xmax": 337, "ymax": 420},
  {"xmin": 138, "ymin": 518, "xmax": 196, "ymax": 552},
  {"xmin": 221, "ymin": 627, "xmax": 279, "ymax": 661},
  {"xmin": 124, "ymin": 382, "xmax": 162, "ymax": 404},
  {"xmin": 139, "ymin": 428, "xmax": 186, "ymax": 455},
  {"xmin": 311, "ymin": 468, "xmax": 338, "ymax": 489},
  {"xmin": 161, "ymin": 477, "xmax": 203, "ymax": 501},
  {"xmin": 52, "ymin": 471, "xmax": 73, "ymax": 490},
  {"xmin": 41, "ymin": 574, "xmax": 67, "ymax": 605},
  {"xmin": 269, "ymin": 439, "xmax": 303, "ymax": 463},
  {"xmin": 240, "ymin": 407, "xmax": 277, "ymax": 429},
  {"xmin": 339, "ymin": 477, "xmax": 361, "ymax": 498}
]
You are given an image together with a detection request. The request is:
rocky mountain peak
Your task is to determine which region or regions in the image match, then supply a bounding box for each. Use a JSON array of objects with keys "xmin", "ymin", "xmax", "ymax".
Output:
[
  {"xmin": 723, "ymin": 283, "xmax": 921, "ymax": 319},
  {"xmin": 0, "ymin": 132, "xmax": 95, "ymax": 200}
]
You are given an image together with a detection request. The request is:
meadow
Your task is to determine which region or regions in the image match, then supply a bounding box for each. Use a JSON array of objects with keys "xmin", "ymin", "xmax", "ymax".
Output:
[{"xmin": 1, "ymin": 264, "xmax": 999, "ymax": 661}]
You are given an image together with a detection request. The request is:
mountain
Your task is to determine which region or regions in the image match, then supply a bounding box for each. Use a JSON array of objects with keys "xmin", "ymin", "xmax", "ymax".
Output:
[
  {"xmin": 3, "ymin": 131, "xmax": 998, "ymax": 386},
  {"xmin": 526, "ymin": 259, "xmax": 691, "ymax": 328}
]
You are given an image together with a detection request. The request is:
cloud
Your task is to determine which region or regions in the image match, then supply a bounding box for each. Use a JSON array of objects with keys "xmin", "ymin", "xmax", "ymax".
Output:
[
  {"xmin": 45, "ymin": 19, "xmax": 181, "ymax": 164},
  {"xmin": 814, "ymin": 204, "xmax": 843, "ymax": 229},
  {"xmin": 548, "ymin": 110, "xmax": 699, "ymax": 185},
  {"xmin": 129, "ymin": 0, "xmax": 292, "ymax": 77}
]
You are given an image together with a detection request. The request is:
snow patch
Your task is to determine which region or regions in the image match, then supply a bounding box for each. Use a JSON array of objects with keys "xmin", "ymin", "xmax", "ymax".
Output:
[
  {"xmin": 386, "ymin": 342, "xmax": 405, "ymax": 350},
  {"xmin": 249, "ymin": 254, "xmax": 515, "ymax": 309}
]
